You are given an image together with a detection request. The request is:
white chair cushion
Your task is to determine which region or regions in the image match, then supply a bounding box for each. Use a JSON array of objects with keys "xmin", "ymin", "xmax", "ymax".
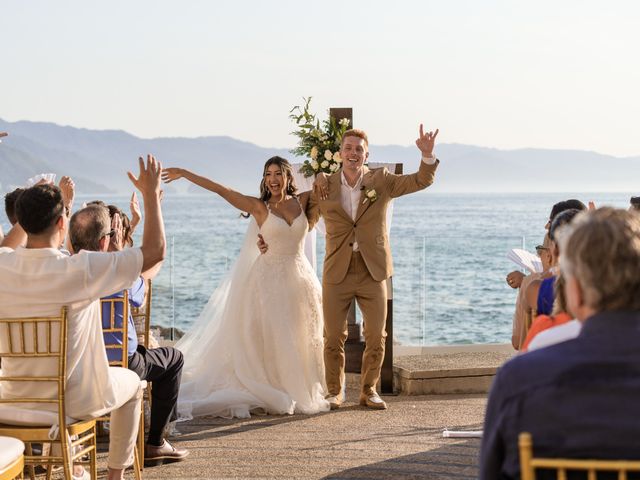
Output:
[
  {"xmin": 0, "ymin": 405, "xmax": 76, "ymax": 427},
  {"xmin": 0, "ymin": 435, "xmax": 24, "ymax": 468}
]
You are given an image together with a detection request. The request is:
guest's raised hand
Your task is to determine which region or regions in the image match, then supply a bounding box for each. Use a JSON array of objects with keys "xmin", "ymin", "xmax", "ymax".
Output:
[
  {"xmin": 313, "ymin": 172, "xmax": 330, "ymax": 200},
  {"xmin": 257, "ymin": 234, "xmax": 269, "ymax": 254},
  {"xmin": 130, "ymin": 191, "xmax": 142, "ymax": 227},
  {"xmin": 415, "ymin": 124, "xmax": 439, "ymax": 157},
  {"xmin": 110, "ymin": 212, "xmax": 124, "ymax": 251},
  {"xmin": 58, "ymin": 176, "xmax": 75, "ymax": 211},
  {"xmin": 161, "ymin": 168, "xmax": 184, "ymax": 184},
  {"xmin": 128, "ymin": 154, "xmax": 162, "ymax": 197}
]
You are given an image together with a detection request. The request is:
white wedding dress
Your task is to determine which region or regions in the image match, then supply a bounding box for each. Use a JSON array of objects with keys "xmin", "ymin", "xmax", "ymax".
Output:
[{"xmin": 175, "ymin": 205, "xmax": 329, "ymax": 419}]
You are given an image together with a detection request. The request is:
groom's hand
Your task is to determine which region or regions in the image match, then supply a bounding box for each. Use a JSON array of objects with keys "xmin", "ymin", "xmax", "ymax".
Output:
[
  {"xmin": 415, "ymin": 124, "xmax": 439, "ymax": 157},
  {"xmin": 257, "ymin": 234, "xmax": 269, "ymax": 254}
]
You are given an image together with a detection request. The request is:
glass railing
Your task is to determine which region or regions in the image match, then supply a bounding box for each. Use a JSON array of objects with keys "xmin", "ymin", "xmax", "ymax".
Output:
[{"xmin": 151, "ymin": 232, "xmax": 542, "ymax": 346}]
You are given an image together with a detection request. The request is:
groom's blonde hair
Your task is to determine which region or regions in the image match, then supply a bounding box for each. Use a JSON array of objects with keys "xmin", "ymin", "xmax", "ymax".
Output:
[{"xmin": 341, "ymin": 129, "xmax": 368, "ymax": 147}]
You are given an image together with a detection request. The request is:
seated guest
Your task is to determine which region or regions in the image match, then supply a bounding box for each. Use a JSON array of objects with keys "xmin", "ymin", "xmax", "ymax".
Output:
[
  {"xmin": 5, "ymin": 187, "xmax": 25, "ymax": 226},
  {"xmin": 505, "ymin": 199, "xmax": 586, "ymax": 292},
  {"xmin": 511, "ymin": 235, "xmax": 552, "ymax": 350},
  {"xmin": 0, "ymin": 156, "xmax": 165, "ymax": 480},
  {"xmin": 521, "ymin": 273, "xmax": 574, "ymax": 351},
  {"xmin": 480, "ymin": 207, "xmax": 640, "ymax": 479},
  {"xmin": 69, "ymin": 205, "xmax": 188, "ymax": 466},
  {"xmin": 524, "ymin": 208, "xmax": 581, "ymax": 316}
]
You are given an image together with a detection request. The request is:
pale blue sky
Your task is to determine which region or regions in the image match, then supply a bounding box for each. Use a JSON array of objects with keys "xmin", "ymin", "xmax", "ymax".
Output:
[{"xmin": 2, "ymin": 0, "xmax": 639, "ymax": 156}]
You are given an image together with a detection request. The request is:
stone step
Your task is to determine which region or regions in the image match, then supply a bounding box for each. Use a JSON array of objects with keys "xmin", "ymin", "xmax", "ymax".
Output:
[{"xmin": 393, "ymin": 344, "xmax": 515, "ymax": 395}]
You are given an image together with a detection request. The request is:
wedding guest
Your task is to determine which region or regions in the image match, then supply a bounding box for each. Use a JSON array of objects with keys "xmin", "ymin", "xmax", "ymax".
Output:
[
  {"xmin": 524, "ymin": 208, "xmax": 581, "ymax": 316},
  {"xmin": 505, "ymin": 199, "xmax": 586, "ymax": 291},
  {"xmin": 4, "ymin": 187, "xmax": 25, "ymax": 226},
  {"xmin": 481, "ymin": 208, "xmax": 640, "ymax": 479},
  {"xmin": 630, "ymin": 196, "xmax": 640, "ymax": 212},
  {"xmin": 521, "ymin": 273, "xmax": 574, "ymax": 351},
  {"xmin": 0, "ymin": 156, "xmax": 165, "ymax": 480},
  {"xmin": 511, "ymin": 235, "xmax": 552, "ymax": 350},
  {"xmin": 69, "ymin": 205, "xmax": 188, "ymax": 466}
]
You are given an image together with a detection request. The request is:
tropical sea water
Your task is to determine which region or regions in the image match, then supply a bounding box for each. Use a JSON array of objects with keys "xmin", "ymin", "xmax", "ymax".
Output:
[{"xmin": 2, "ymin": 192, "xmax": 633, "ymax": 345}]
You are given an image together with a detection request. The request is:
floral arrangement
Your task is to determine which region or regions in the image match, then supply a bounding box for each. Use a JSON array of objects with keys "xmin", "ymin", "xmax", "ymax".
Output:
[{"xmin": 289, "ymin": 97, "xmax": 351, "ymax": 177}]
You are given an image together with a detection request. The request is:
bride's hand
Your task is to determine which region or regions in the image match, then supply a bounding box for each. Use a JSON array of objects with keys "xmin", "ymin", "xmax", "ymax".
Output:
[
  {"xmin": 162, "ymin": 168, "xmax": 184, "ymax": 183},
  {"xmin": 313, "ymin": 172, "xmax": 329, "ymax": 200}
]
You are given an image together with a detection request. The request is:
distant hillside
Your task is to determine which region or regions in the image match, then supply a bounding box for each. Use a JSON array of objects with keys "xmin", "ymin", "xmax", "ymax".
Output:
[{"xmin": 1, "ymin": 118, "xmax": 639, "ymax": 195}]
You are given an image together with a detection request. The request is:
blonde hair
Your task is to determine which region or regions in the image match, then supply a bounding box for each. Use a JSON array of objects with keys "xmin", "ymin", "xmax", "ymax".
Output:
[
  {"xmin": 559, "ymin": 208, "xmax": 640, "ymax": 311},
  {"xmin": 341, "ymin": 129, "xmax": 369, "ymax": 147}
]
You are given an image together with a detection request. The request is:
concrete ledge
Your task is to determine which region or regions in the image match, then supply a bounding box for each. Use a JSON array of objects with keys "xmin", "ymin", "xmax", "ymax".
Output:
[{"xmin": 393, "ymin": 344, "xmax": 515, "ymax": 395}]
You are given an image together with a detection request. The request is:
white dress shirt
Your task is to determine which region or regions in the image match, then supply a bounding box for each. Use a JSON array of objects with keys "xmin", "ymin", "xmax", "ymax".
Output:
[{"xmin": 0, "ymin": 246, "xmax": 143, "ymax": 419}]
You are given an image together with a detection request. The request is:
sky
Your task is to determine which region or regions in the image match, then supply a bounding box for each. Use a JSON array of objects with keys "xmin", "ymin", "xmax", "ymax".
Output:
[{"xmin": 1, "ymin": 0, "xmax": 639, "ymax": 157}]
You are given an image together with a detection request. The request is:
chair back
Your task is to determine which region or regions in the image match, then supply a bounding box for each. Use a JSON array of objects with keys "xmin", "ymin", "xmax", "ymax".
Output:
[
  {"xmin": 0, "ymin": 308, "xmax": 69, "ymax": 429},
  {"xmin": 519, "ymin": 432, "xmax": 640, "ymax": 480},
  {"xmin": 100, "ymin": 291, "xmax": 130, "ymax": 368},
  {"xmin": 130, "ymin": 279, "xmax": 152, "ymax": 348}
]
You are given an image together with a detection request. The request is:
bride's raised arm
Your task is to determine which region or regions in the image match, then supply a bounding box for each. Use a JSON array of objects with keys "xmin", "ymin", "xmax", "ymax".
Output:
[{"xmin": 162, "ymin": 168, "xmax": 267, "ymax": 223}]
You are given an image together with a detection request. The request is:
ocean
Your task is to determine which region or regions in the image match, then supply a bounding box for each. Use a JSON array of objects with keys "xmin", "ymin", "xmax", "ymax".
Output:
[{"xmin": 2, "ymin": 192, "xmax": 634, "ymax": 345}]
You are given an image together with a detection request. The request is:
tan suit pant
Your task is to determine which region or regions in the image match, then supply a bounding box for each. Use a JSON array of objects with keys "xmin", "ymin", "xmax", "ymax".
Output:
[{"xmin": 323, "ymin": 251, "xmax": 387, "ymax": 398}]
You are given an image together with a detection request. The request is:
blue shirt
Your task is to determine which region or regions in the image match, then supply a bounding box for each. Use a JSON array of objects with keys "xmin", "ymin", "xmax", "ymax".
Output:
[
  {"xmin": 480, "ymin": 311, "xmax": 640, "ymax": 479},
  {"xmin": 102, "ymin": 276, "xmax": 145, "ymax": 362},
  {"xmin": 537, "ymin": 276, "xmax": 556, "ymax": 315}
]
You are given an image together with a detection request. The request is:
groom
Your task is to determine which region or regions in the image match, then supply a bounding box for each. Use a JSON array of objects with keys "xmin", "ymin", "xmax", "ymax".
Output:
[{"xmin": 307, "ymin": 125, "xmax": 440, "ymax": 410}]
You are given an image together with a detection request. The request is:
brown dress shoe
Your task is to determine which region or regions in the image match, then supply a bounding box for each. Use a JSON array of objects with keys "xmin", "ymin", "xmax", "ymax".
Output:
[
  {"xmin": 359, "ymin": 393, "xmax": 388, "ymax": 410},
  {"xmin": 144, "ymin": 440, "xmax": 189, "ymax": 466}
]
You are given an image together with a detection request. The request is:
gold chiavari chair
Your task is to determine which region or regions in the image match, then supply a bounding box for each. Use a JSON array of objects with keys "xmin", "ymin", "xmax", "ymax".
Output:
[
  {"xmin": 0, "ymin": 307, "xmax": 98, "ymax": 480},
  {"xmin": 519, "ymin": 432, "xmax": 640, "ymax": 480},
  {"xmin": 0, "ymin": 437, "xmax": 24, "ymax": 480},
  {"xmin": 99, "ymin": 294, "xmax": 144, "ymax": 479},
  {"xmin": 130, "ymin": 279, "xmax": 153, "ymax": 468}
]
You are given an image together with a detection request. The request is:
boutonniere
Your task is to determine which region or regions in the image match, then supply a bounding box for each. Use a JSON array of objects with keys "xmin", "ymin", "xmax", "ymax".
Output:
[{"xmin": 362, "ymin": 187, "xmax": 378, "ymax": 205}]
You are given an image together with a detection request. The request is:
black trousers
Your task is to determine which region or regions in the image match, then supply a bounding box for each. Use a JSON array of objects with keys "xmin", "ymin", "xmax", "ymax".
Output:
[{"xmin": 128, "ymin": 345, "xmax": 184, "ymax": 446}]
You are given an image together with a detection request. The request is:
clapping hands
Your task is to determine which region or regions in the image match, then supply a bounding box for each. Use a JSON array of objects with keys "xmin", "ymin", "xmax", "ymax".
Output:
[{"xmin": 415, "ymin": 124, "xmax": 439, "ymax": 157}]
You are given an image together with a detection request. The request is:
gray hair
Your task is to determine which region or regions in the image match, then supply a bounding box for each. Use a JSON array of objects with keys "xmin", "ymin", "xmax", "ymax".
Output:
[
  {"xmin": 559, "ymin": 208, "xmax": 640, "ymax": 312},
  {"xmin": 69, "ymin": 205, "xmax": 110, "ymax": 253}
]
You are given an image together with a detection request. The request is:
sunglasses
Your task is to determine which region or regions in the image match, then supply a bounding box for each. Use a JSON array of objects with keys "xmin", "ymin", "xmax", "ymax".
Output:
[
  {"xmin": 103, "ymin": 229, "xmax": 116, "ymax": 238},
  {"xmin": 535, "ymin": 245, "xmax": 549, "ymax": 253}
]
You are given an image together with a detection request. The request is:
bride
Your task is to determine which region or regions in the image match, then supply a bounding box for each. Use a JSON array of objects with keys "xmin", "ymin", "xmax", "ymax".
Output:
[{"xmin": 162, "ymin": 157, "xmax": 330, "ymax": 419}]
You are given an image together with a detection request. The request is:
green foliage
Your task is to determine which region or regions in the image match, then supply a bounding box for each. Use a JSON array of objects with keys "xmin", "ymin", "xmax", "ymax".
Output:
[{"xmin": 289, "ymin": 97, "xmax": 350, "ymax": 177}]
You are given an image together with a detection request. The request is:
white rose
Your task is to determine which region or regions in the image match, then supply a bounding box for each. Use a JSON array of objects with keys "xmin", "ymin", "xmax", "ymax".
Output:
[
  {"xmin": 330, "ymin": 163, "xmax": 340, "ymax": 172},
  {"xmin": 324, "ymin": 150, "xmax": 333, "ymax": 161},
  {"xmin": 311, "ymin": 160, "xmax": 319, "ymax": 170},
  {"xmin": 339, "ymin": 118, "xmax": 350, "ymax": 127},
  {"xmin": 321, "ymin": 135, "xmax": 328, "ymax": 141},
  {"xmin": 321, "ymin": 160, "xmax": 329, "ymax": 168},
  {"xmin": 310, "ymin": 146, "xmax": 319, "ymax": 160},
  {"xmin": 367, "ymin": 189, "xmax": 377, "ymax": 198},
  {"xmin": 333, "ymin": 152, "xmax": 342, "ymax": 163}
]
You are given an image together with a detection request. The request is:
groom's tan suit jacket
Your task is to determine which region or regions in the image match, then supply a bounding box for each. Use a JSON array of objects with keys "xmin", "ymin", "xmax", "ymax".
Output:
[{"xmin": 307, "ymin": 160, "xmax": 439, "ymax": 285}]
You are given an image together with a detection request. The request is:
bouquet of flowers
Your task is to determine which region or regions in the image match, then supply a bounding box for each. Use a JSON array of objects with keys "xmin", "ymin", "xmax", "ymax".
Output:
[{"xmin": 289, "ymin": 97, "xmax": 351, "ymax": 177}]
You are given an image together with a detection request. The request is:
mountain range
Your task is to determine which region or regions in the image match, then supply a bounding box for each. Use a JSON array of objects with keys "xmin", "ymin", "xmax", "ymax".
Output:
[{"xmin": 1, "ymin": 118, "xmax": 639, "ymax": 196}]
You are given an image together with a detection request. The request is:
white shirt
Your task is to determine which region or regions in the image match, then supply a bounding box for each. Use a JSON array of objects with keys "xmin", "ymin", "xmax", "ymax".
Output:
[
  {"xmin": 0, "ymin": 246, "xmax": 143, "ymax": 419},
  {"xmin": 340, "ymin": 170, "xmax": 364, "ymax": 251},
  {"xmin": 527, "ymin": 319, "xmax": 582, "ymax": 351}
]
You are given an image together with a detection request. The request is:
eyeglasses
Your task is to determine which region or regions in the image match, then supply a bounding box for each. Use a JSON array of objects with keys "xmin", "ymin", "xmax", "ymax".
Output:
[
  {"xmin": 102, "ymin": 229, "xmax": 115, "ymax": 238},
  {"xmin": 535, "ymin": 245, "xmax": 549, "ymax": 253}
]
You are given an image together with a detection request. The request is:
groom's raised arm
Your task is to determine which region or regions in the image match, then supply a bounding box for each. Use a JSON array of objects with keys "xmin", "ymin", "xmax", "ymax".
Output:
[{"xmin": 386, "ymin": 124, "xmax": 440, "ymax": 198}]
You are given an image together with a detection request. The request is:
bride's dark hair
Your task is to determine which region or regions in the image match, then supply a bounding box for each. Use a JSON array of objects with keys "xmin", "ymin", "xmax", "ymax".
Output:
[{"xmin": 259, "ymin": 156, "xmax": 298, "ymax": 202}]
